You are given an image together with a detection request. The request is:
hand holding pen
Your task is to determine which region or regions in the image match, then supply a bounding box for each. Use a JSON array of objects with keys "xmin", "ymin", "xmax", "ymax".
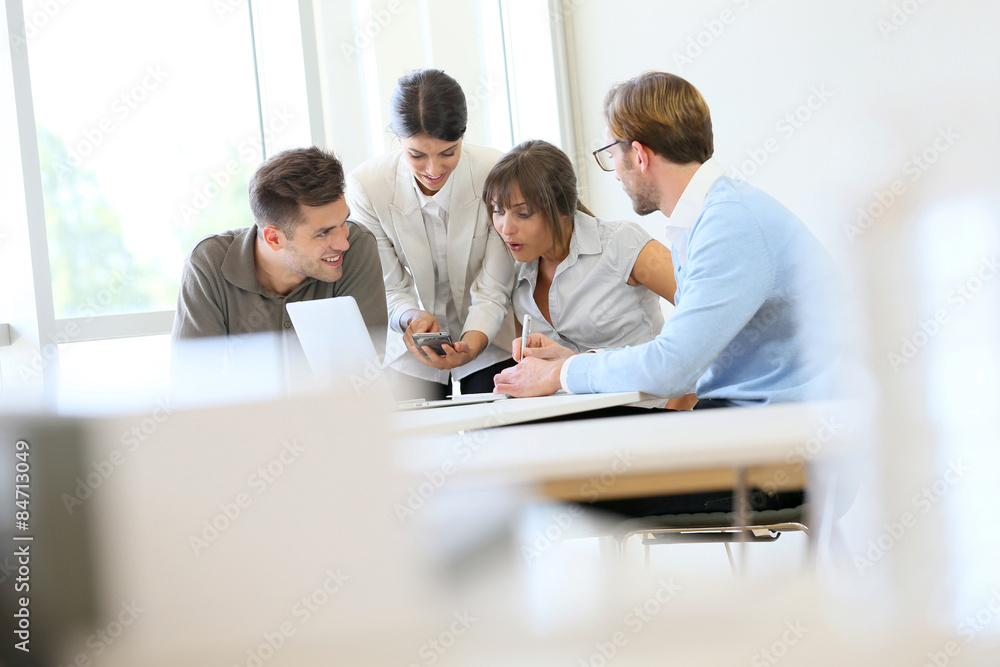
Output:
[
  {"xmin": 518, "ymin": 314, "xmax": 531, "ymax": 362},
  {"xmin": 497, "ymin": 318, "xmax": 577, "ymax": 397},
  {"xmin": 512, "ymin": 315, "xmax": 576, "ymax": 362}
]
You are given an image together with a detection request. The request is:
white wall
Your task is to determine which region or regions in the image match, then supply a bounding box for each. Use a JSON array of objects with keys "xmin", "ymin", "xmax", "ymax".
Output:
[{"xmin": 565, "ymin": 0, "xmax": 998, "ymax": 262}]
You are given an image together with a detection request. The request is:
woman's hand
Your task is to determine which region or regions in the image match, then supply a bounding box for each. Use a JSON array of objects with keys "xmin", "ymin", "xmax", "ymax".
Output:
[
  {"xmin": 402, "ymin": 309, "xmax": 440, "ymax": 355},
  {"xmin": 410, "ymin": 338, "xmax": 475, "ymax": 370},
  {"xmin": 512, "ymin": 332, "xmax": 575, "ymax": 362},
  {"xmin": 403, "ymin": 312, "xmax": 487, "ymax": 371}
]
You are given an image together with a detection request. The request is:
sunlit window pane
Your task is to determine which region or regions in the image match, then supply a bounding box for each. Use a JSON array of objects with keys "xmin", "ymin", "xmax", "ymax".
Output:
[{"xmin": 25, "ymin": 0, "xmax": 262, "ymax": 317}]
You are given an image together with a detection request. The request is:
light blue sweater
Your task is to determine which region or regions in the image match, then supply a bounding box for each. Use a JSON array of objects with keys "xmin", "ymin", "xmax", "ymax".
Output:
[{"xmin": 563, "ymin": 176, "xmax": 837, "ymax": 405}]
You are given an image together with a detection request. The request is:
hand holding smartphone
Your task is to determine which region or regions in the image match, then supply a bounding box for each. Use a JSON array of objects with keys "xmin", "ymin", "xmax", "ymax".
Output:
[{"xmin": 411, "ymin": 332, "xmax": 454, "ymax": 357}]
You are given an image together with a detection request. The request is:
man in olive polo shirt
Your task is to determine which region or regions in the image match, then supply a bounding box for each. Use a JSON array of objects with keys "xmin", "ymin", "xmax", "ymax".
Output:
[{"xmin": 171, "ymin": 147, "xmax": 387, "ymax": 347}]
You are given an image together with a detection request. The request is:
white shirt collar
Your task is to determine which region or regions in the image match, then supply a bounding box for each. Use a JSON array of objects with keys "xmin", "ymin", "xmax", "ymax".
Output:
[
  {"xmin": 515, "ymin": 211, "xmax": 601, "ymax": 285},
  {"xmin": 413, "ymin": 173, "xmax": 454, "ymax": 214},
  {"xmin": 665, "ymin": 158, "xmax": 726, "ymax": 229}
]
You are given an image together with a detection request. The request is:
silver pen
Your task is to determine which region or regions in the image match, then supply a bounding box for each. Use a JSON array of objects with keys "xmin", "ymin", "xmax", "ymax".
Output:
[{"xmin": 520, "ymin": 314, "xmax": 531, "ymax": 362}]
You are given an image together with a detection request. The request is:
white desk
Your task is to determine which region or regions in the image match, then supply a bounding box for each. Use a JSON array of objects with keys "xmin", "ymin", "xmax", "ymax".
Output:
[
  {"xmin": 396, "ymin": 400, "xmax": 846, "ymax": 501},
  {"xmin": 391, "ymin": 391, "xmax": 654, "ymax": 438}
]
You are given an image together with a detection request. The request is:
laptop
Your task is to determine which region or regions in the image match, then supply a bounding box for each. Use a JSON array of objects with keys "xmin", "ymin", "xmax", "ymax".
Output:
[
  {"xmin": 286, "ymin": 297, "xmax": 507, "ymax": 410},
  {"xmin": 396, "ymin": 392, "xmax": 508, "ymax": 411},
  {"xmin": 286, "ymin": 296, "xmax": 392, "ymax": 402}
]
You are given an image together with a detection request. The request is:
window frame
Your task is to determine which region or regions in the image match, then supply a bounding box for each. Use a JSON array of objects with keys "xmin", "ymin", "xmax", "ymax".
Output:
[{"xmin": 4, "ymin": 0, "xmax": 320, "ymax": 352}]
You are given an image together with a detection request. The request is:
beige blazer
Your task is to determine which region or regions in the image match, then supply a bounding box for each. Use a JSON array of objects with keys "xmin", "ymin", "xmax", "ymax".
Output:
[{"xmin": 346, "ymin": 143, "xmax": 515, "ymax": 382}]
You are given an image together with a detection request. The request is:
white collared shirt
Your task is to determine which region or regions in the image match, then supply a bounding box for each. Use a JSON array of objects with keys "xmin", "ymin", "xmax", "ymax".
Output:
[
  {"xmin": 413, "ymin": 175, "xmax": 463, "ymax": 341},
  {"xmin": 662, "ymin": 157, "xmax": 726, "ymax": 269}
]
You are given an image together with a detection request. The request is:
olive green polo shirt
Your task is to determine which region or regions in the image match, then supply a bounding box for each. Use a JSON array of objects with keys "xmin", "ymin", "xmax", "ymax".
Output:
[{"xmin": 171, "ymin": 223, "xmax": 387, "ymax": 353}]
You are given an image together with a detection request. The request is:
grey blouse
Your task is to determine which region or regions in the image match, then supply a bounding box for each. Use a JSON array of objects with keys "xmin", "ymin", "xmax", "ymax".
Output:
[{"xmin": 511, "ymin": 212, "xmax": 665, "ymax": 353}]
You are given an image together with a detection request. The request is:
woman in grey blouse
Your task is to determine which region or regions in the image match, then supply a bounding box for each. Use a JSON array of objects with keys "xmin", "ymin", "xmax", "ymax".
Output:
[{"xmin": 484, "ymin": 139, "xmax": 677, "ymax": 358}]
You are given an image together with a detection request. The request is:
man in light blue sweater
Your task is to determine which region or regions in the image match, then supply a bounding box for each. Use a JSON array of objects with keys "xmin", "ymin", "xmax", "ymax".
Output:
[{"xmin": 495, "ymin": 72, "xmax": 837, "ymax": 407}]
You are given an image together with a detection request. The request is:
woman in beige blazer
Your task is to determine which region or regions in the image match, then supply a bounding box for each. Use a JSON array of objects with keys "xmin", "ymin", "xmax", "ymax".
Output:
[{"xmin": 346, "ymin": 69, "xmax": 515, "ymax": 400}]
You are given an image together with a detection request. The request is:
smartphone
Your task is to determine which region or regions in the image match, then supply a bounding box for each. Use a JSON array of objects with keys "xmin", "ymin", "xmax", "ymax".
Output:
[{"xmin": 411, "ymin": 332, "xmax": 454, "ymax": 356}]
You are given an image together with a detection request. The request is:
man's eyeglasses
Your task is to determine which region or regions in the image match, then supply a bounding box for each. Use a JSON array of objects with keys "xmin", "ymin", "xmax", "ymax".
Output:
[{"xmin": 592, "ymin": 140, "xmax": 628, "ymax": 172}]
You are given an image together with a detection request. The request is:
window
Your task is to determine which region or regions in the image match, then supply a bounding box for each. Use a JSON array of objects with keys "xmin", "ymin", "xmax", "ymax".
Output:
[
  {"xmin": 26, "ymin": 0, "xmax": 266, "ymax": 319},
  {"xmin": 5, "ymin": 0, "xmax": 312, "ymax": 393},
  {"xmin": 19, "ymin": 0, "xmax": 310, "ymax": 323}
]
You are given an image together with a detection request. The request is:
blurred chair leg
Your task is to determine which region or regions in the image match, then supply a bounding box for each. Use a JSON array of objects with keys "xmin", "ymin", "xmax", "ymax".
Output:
[
  {"xmin": 735, "ymin": 466, "xmax": 749, "ymax": 575},
  {"xmin": 598, "ymin": 534, "xmax": 620, "ymax": 569},
  {"xmin": 810, "ymin": 468, "xmax": 838, "ymax": 576}
]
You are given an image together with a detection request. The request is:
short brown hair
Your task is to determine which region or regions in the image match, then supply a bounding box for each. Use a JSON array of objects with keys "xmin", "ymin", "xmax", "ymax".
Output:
[
  {"xmin": 482, "ymin": 140, "xmax": 593, "ymax": 255},
  {"xmin": 603, "ymin": 71, "xmax": 713, "ymax": 165},
  {"xmin": 249, "ymin": 146, "xmax": 345, "ymax": 237}
]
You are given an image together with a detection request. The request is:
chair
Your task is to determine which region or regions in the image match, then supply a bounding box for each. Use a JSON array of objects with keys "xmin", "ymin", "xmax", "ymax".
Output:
[{"xmin": 612, "ymin": 504, "xmax": 810, "ymax": 572}]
